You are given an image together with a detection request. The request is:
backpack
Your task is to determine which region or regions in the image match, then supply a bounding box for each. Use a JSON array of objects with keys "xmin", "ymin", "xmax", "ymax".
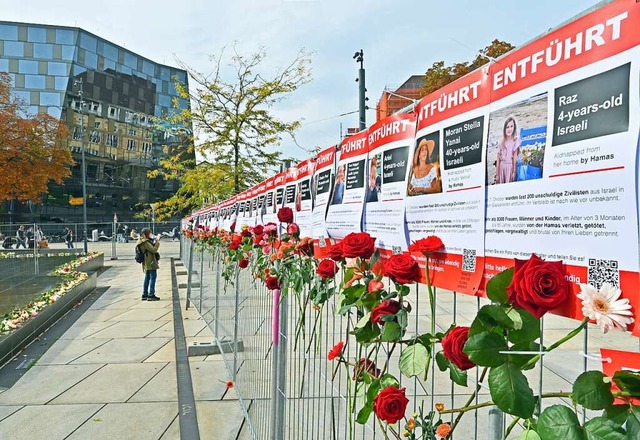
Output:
[{"xmin": 135, "ymin": 244, "xmax": 145, "ymax": 264}]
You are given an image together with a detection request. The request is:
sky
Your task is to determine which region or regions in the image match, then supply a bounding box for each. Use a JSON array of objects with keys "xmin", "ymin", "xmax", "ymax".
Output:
[{"xmin": 0, "ymin": 0, "xmax": 605, "ymax": 163}]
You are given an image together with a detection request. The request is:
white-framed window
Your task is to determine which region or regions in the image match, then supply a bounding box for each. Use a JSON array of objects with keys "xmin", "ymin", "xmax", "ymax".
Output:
[
  {"xmin": 128, "ymin": 128, "xmax": 136, "ymax": 136},
  {"xmin": 127, "ymin": 139, "xmax": 137, "ymax": 151},
  {"xmin": 72, "ymin": 126, "xmax": 82, "ymax": 140},
  {"xmin": 142, "ymin": 142, "xmax": 152, "ymax": 154},
  {"xmin": 108, "ymin": 106, "xmax": 120, "ymax": 119},
  {"xmin": 89, "ymin": 130, "xmax": 101, "ymax": 143},
  {"xmin": 106, "ymin": 134, "xmax": 118, "ymax": 147},
  {"xmin": 94, "ymin": 121, "xmax": 101, "ymax": 128}
]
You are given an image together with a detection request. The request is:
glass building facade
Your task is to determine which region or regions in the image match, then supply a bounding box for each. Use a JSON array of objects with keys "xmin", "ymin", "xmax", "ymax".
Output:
[{"xmin": 0, "ymin": 21, "xmax": 191, "ymax": 222}]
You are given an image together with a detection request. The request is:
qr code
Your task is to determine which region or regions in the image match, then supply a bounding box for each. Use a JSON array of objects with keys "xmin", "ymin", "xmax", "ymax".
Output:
[
  {"xmin": 392, "ymin": 246, "xmax": 402, "ymax": 255},
  {"xmin": 587, "ymin": 258, "xmax": 619, "ymax": 289},
  {"xmin": 318, "ymin": 236, "xmax": 326, "ymax": 247},
  {"xmin": 462, "ymin": 249, "xmax": 476, "ymax": 273}
]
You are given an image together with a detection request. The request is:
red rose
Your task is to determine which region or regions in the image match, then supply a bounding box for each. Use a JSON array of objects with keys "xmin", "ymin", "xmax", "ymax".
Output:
[
  {"xmin": 316, "ymin": 259, "xmax": 339, "ymax": 280},
  {"xmin": 373, "ymin": 386, "xmax": 409, "ymax": 424},
  {"xmin": 353, "ymin": 358, "xmax": 381, "ymax": 381},
  {"xmin": 441, "ymin": 326, "xmax": 475, "ymax": 371},
  {"xmin": 506, "ymin": 254, "xmax": 571, "ymax": 318},
  {"xmin": 287, "ymin": 223, "xmax": 300, "ymax": 237},
  {"xmin": 238, "ymin": 258, "xmax": 249, "ymax": 269},
  {"xmin": 229, "ymin": 240, "xmax": 241, "ymax": 251},
  {"xmin": 384, "ymin": 254, "xmax": 420, "ymax": 285},
  {"xmin": 327, "ymin": 243, "xmax": 344, "ymax": 261},
  {"xmin": 241, "ymin": 229, "xmax": 252, "ymax": 238},
  {"xmin": 277, "ymin": 207, "xmax": 294, "ymax": 224},
  {"xmin": 265, "ymin": 276, "xmax": 281, "ymax": 290},
  {"xmin": 264, "ymin": 223, "xmax": 278, "ymax": 237},
  {"xmin": 408, "ymin": 236, "xmax": 444, "ymax": 255},
  {"xmin": 252, "ymin": 225, "xmax": 264, "ymax": 236},
  {"xmin": 371, "ymin": 299, "xmax": 402, "ymax": 326},
  {"xmin": 341, "ymin": 232, "xmax": 376, "ymax": 259},
  {"xmin": 327, "ymin": 341, "xmax": 344, "ymax": 360},
  {"xmin": 368, "ymin": 279, "xmax": 384, "ymax": 293}
]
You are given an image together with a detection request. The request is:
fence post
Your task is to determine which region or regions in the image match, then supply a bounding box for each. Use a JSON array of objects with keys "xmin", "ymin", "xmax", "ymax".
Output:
[
  {"xmin": 233, "ymin": 267, "xmax": 240, "ymax": 381},
  {"xmin": 198, "ymin": 247, "xmax": 204, "ymax": 313},
  {"xmin": 215, "ymin": 249, "xmax": 220, "ymax": 340},
  {"xmin": 488, "ymin": 408, "xmax": 504, "ymax": 440},
  {"xmin": 270, "ymin": 289, "xmax": 280, "ymax": 440},
  {"xmin": 271, "ymin": 290, "xmax": 287, "ymax": 440},
  {"xmin": 185, "ymin": 236, "xmax": 194, "ymax": 310},
  {"xmin": 111, "ymin": 220, "xmax": 118, "ymax": 260}
]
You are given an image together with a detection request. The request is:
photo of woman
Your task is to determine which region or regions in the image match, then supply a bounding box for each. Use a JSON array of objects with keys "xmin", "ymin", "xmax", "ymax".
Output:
[
  {"xmin": 495, "ymin": 116, "xmax": 521, "ymax": 184},
  {"xmin": 407, "ymin": 138, "xmax": 442, "ymax": 196}
]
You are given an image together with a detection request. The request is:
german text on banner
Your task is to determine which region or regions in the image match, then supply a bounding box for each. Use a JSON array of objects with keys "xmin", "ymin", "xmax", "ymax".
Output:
[{"xmin": 312, "ymin": 146, "xmax": 336, "ymax": 256}]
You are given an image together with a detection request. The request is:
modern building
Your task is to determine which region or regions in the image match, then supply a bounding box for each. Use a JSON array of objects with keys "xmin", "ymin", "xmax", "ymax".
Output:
[
  {"xmin": 375, "ymin": 75, "xmax": 425, "ymax": 122},
  {"xmin": 0, "ymin": 21, "xmax": 192, "ymax": 223}
]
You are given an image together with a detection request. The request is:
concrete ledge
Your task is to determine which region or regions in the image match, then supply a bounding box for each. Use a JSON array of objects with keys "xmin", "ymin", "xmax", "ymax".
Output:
[
  {"xmin": 75, "ymin": 254, "xmax": 105, "ymax": 273},
  {"xmin": 178, "ymin": 283, "xmax": 200, "ymax": 289},
  {"xmin": 176, "ymin": 270, "xmax": 188, "ymax": 276},
  {"xmin": 0, "ymin": 272, "xmax": 98, "ymax": 367},
  {"xmin": 187, "ymin": 339, "xmax": 244, "ymax": 356}
]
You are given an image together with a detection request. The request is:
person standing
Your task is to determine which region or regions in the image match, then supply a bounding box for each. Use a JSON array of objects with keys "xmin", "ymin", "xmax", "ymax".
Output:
[
  {"xmin": 495, "ymin": 116, "xmax": 521, "ymax": 184},
  {"xmin": 137, "ymin": 228, "xmax": 161, "ymax": 301},
  {"xmin": 65, "ymin": 227, "xmax": 74, "ymax": 249},
  {"xmin": 15, "ymin": 225, "xmax": 27, "ymax": 249}
]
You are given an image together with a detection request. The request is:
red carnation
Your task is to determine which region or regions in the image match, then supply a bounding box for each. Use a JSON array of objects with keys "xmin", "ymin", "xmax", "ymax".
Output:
[
  {"xmin": 327, "ymin": 341, "xmax": 344, "ymax": 360},
  {"xmin": 252, "ymin": 225, "xmax": 264, "ymax": 236},
  {"xmin": 287, "ymin": 222, "xmax": 300, "ymax": 237}
]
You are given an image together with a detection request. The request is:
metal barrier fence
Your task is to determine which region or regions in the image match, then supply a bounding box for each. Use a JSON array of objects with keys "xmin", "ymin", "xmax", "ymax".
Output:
[{"xmin": 182, "ymin": 238, "xmax": 639, "ymax": 439}]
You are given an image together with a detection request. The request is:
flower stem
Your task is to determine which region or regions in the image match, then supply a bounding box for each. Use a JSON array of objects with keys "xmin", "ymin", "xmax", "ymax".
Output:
[
  {"xmin": 521, "ymin": 318, "xmax": 588, "ymax": 369},
  {"xmin": 442, "ymin": 392, "xmax": 572, "ymax": 415},
  {"xmin": 503, "ymin": 417, "xmax": 521, "ymax": 439},
  {"xmin": 450, "ymin": 367, "xmax": 488, "ymax": 431}
]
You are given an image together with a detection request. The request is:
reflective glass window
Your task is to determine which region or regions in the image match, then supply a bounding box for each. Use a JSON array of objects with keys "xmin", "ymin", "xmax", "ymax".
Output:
[
  {"xmin": 84, "ymin": 51, "xmax": 98, "ymax": 69},
  {"xmin": 25, "ymin": 75, "xmax": 46, "ymax": 88},
  {"xmin": 142, "ymin": 60, "xmax": 154, "ymax": 76},
  {"xmin": 33, "ymin": 43, "xmax": 53, "ymax": 59},
  {"xmin": 73, "ymin": 64, "xmax": 86, "ymax": 76},
  {"xmin": 48, "ymin": 62, "xmax": 67, "ymax": 76},
  {"xmin": 0, "ymin": 24, "xmax": 18, "ymax": 41},
  {"xmin": 175, "ymin": 71, "xmax": 186, "ymax": 82},
  {"xmin": 12, "ymin": 90, "xmax": 30, "ymax": 104},
  {"xmin": 158, "ymin": 94, "xmax": 171, "ymax": 107},
  {"xmin": 104, "ymin": 58, "xmax": 116, "ymax": 71},
  {"xmin": 160, "ymin": 67, "xmax": 170, "ymax": 81},
  {"xmin": 27, "ymin": 27, "xmax": 47, "ymax": 43},
  {"xmin": 102, "ymin": 43, "xmax": 118, "ymax": 61},
  {"xmin": 124, "ymin": 52, "xmax": 137, "ymax": 69},
  {"xmin": 4, "ymin": 41, "xmax": 24, "ymax": 57},
  {"xmin": 48, "ymin": 106, "xmax": 62, "ymax": 118},
  {"xmin": 61, "ymin": 45, "xmax": 75, "ymax": 60},
  {"xmin": 0, "ymin": 59, "xmax": 8, "ymax": 72},
  {"xmin": 178, "ymin": 98, "xmax": 189, "ymax": 109},
  {"xmin": 55, "ymin": 29, "xmax": 75, "ymax": 45},
  {"xmin": 18, "ymin": 60, "xmax": 38, "ymax": 74},
  {"xmin": 24, "ymin": 105, "xmax": 38, "ymax": 116},
  {"xmin": 119, "ymin": 65, "xmax": 132, "ymax": 75},
  {"xmin": 79, "ymin": 33, "xmax": 97, "ymax": 52},
  {"xmin": 169, "ymin": 81, "xmax": 178, "ymax": 96},
  {"xmin": 55, "ymin": 76, "xmax": 68, "ymax": 90},
  {"xmin": 40, "ymin": 92, "xmax": 60, "ymax": 106}
]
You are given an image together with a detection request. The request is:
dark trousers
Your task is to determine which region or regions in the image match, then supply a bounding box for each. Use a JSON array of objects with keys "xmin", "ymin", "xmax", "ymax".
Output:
[{"xmin": 143, "ymin": 269, "xmax": 158, "ymax": 297}]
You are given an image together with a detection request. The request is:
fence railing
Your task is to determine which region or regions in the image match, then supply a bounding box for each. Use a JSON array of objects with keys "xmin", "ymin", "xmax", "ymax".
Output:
[{"xmin": 181, "ymin": 237, "xmax": 639, "ymax": 439}]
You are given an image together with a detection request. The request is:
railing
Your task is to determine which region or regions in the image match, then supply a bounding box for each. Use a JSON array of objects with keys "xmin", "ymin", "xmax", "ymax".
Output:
[{"xmin": 181, "ymin": 237, "xmax": 639, "ymax": 439}]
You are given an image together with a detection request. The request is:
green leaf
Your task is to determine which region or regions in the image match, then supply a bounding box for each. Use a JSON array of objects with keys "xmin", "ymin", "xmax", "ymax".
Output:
[
  {"xmin": 508, "ymin": 342, "xmax": 540, "ymax": 371},
  {"xmin": 396, "ymin": 309, "xmax": 408, "ymax": 330},
  {"xmin": 477, "ymin": 304, "xmax": 514, "ymax": 330},
  {"xmin": 489, "ymin": 364, "xmax": 535, "ymax": 418},
  {"xmin": 612, "ymin": 371, "xmax": 640, "ymax": 396},
  {"xmin": 627, "ymin": 405, "xmax": 640, "ymax": 439},
  {"xmin": 602, "ymin": 404, "xmax": 629, "ymax": 427},
  {"xmin": 366, "ymin": 380, "xmax": 382, "ymax": 402},
  {"xmin": 486, "ymin": 267, "xmax": 513, "ymax": 304},
  {"xmin": 343, "ymin": 284, "xmax": 366, "ymax": 304},
  {"xmin": 356, "ymin": 403, "xmax": 373, "ymax": 424},
  {"xmin": 353, "ymin": 321, "xmax": 380, "ymax": 343},
  {"xmin": 584, "ymin": 417, "xmax": 626, "ymax": 440},
  {"xmin": 508, "ymin": 309, "xmax": 541, "ymax": 344},
  {"xmin": 436, "ymin": 351, "xmax": 449, "ymax": 372},
  {"xmin": 354, "ymin": 313, "xmax": 371, "ymax": 329},
  {"xmin": 449, "ymin": 363, "xmax": 468, "ymax": 387},
  {"xmin": 573, "ymin": 371, "xmax": 614, "ymax": 410},
  {"xmin": 464, "ymin": 332, "xmax": 507, "ymax": 367},
  {"xmin": 370, "ymin": 250, "xmax": 380, "ymax": 267},
  {"xmin": 537, "ymin": 405, "xmax": 584, "ymax": 440},
  {"xmin": 506, "ymin": 308, "xmax": 523, "ymax": 330},
  {"xmin": 381, "ymin": 321, "xmax": 402, "ymax": 342},
  {"xmin": 399, "ymin": 344, "xmax": 428, "ymax": 378},
  {"xmin": 379, "ymin": 374, "xmax": 399, "ymax": 388},
  {"xmin": 514, "ymin": 430, "xmax": 541, "ymax": 440}
]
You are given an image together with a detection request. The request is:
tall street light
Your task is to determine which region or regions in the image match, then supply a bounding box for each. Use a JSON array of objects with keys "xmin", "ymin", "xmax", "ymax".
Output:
[
  {"xmin": 353, "ymin": 50, "xmax": 366, "ymax": 130},
  {"xmin": 74, "ymin": 78, "xmax": 88, "ymax": 253}
]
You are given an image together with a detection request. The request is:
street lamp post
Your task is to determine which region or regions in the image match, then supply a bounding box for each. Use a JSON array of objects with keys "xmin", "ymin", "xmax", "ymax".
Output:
[
  {"xmin": 353, "ymin": 50, "xmax": 366, "ymax": 130},
  {"xmin": 74, "ymin": 78, "xmax": 88, "ymax": 254}
]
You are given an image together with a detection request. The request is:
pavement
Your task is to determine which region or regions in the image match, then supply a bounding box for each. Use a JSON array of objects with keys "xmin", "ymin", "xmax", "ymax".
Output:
[{"xmin": 0, "ymin": 241, "xmax": 245, "ymax": 440}]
